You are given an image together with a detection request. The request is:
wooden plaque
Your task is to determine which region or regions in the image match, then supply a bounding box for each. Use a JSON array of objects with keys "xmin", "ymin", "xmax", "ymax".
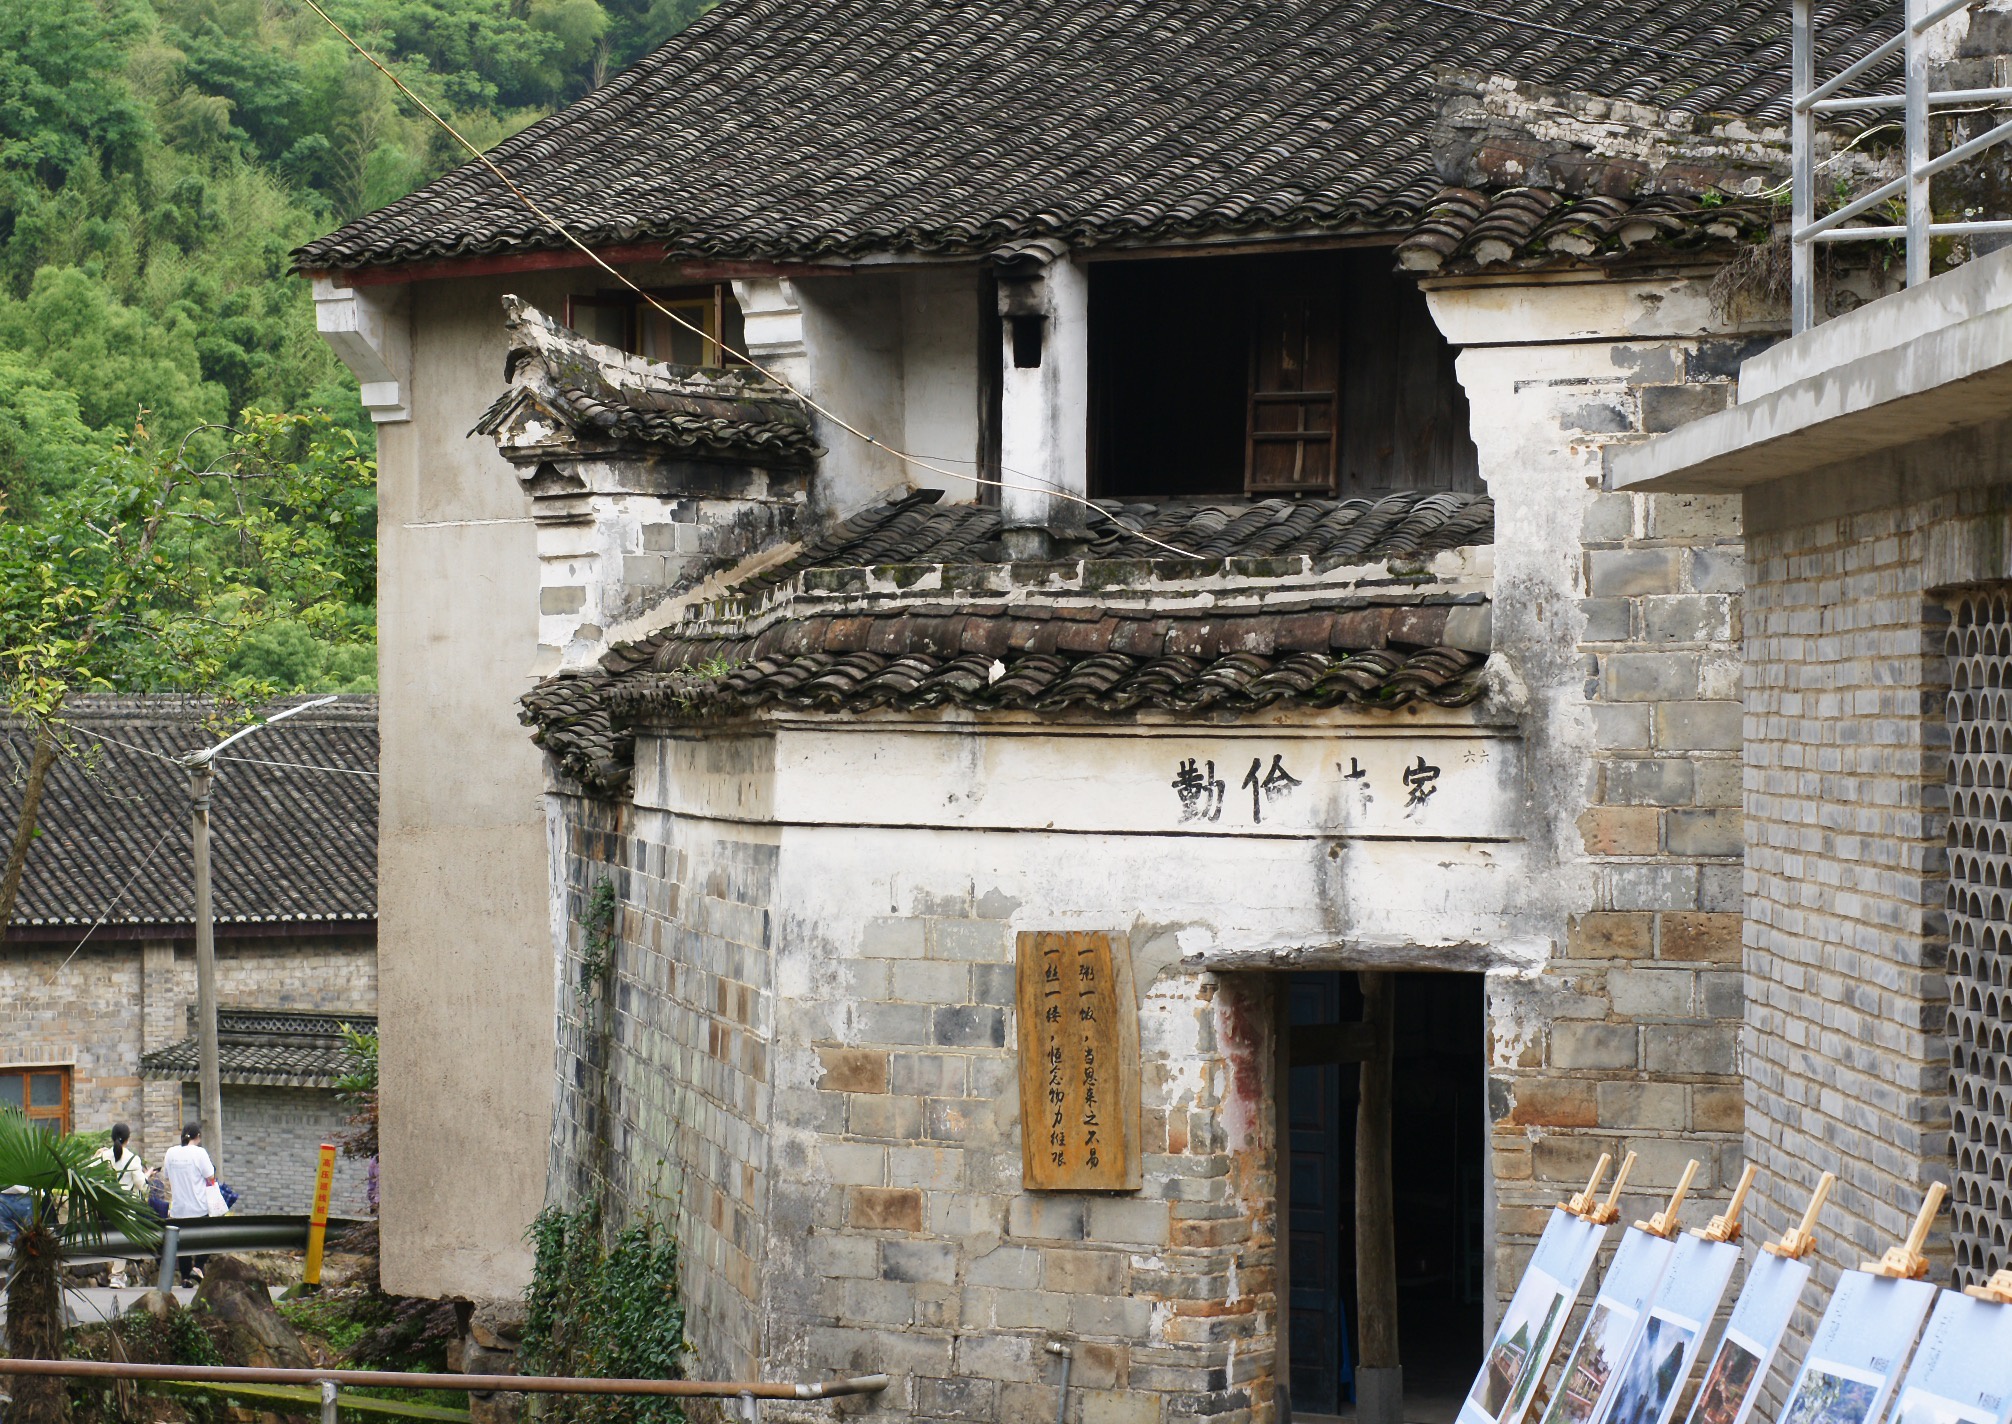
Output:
[{"xmin": 1016, "ymin": 931, "xmax": 1141, "ymax": 1191}]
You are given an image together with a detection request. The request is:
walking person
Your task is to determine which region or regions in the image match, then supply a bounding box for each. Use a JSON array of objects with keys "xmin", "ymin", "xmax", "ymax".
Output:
[
  {"xmin": 93, "ymin": 1123, "xmax": 147, "ymax": 1284},
  {"xmin": 162, "ymin": 1122, "xmax": 216, "ymax": 1285}
]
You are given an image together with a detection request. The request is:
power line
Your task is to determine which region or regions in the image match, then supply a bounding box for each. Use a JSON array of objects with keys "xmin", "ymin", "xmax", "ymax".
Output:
[
  {"xmin": 64, "ymin": 723, "xmax": 183, "ymax": 767},
  {"xmin": 289, "ymin": 0, "xmax": 1204, "ymax": 559},
  {"xmin": 57, "ymin": 821, "xmax": 179, "ymax": 972}
]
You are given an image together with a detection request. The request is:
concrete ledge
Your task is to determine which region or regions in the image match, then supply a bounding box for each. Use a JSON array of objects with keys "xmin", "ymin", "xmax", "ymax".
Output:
[{"xmin": 1608, "ymin": 245, "xmax": 2012, "ymax": 494}]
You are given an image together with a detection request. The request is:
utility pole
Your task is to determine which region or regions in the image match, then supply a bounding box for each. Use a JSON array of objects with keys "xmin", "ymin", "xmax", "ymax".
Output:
[
  {"xmin": 179, "ymin": 696, "xmax": 338, "ymax": 1178},
  {"xmin": 187, "ymin": 758, "xmax": 223, "ymax": 1173}
]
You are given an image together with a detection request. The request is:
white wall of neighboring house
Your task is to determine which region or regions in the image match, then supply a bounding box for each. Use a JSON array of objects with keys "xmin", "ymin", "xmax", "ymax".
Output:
[{"xmin": 364, "ymin": 270, "xmax": 577, "ymax": 1302}]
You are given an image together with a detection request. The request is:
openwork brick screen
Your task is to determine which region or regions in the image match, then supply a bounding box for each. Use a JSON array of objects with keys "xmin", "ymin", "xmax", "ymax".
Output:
[{"xmin": 1947, "ymin": 590, "xmax": 2012, "ymax": 1282}]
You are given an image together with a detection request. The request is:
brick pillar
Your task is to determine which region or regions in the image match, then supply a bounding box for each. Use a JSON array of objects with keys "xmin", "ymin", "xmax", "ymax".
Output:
[{"xmin": 140, "ymin": 939, "xmax": 184, "ymax": 1158}]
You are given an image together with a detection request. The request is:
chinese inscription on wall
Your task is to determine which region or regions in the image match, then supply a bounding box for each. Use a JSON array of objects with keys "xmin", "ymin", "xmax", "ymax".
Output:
[
  {"xmin": 1016, "ymin": 931, "xmax": 1140, "ymax": 1191},
  {"xmin": 1170, "ymin": 744, "xmax": 1484, "ymax": 825}
]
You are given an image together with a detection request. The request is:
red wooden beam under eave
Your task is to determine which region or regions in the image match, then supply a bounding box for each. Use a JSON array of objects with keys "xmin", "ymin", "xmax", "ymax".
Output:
[{"xmin": 302, "ymin": 243, "xmax": 854, "ymax": 288}]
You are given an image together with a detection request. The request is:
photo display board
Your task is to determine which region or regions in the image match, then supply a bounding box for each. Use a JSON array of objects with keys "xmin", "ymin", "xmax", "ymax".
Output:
[
  {"xmin": 1683, "ymin": 1249, "xmax": 1815, "ymax": 1424},
  {"xmin": 1462, "ymin": 1209, "xmax": 1610, "ymax": 1424},
  {"xmin": 1777, "ymin": 1270, "xmax": 1938, "ymax": 1424},
  {"xmin": 1603, "ymin": 1233, "xmax": 1744, "ymax": 1424},
  {"xmin": 1888, "ymin": 1291, "xmax": 2012, "ymax": 1424},
  {"xmin": 1535, "ymin": 1227, "xmax": 1681, "ymax": 1424}
]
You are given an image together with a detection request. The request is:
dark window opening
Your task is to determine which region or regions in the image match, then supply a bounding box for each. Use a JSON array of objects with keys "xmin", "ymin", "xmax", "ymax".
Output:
[
  {"xmin": 977, "ymin": 271, "xmax": 1003, "ymax": 507},
  {"xmin": 564, "ymin": 284, "xmax": 748, "ymax": 369},
  {"xmin": 1089, "ymin": 251, "xmax": 1482, "ymax": 501},
  {"xmin": 1010, "ymin": 313, "xmax": 1046, "ymax": 369},
  {"xmin": 1283, "ymin": 970, "xmax": 1485, "ymax": 1417}
]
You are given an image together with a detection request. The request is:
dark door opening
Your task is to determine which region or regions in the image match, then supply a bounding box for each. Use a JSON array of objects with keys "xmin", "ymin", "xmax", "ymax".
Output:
[{"xmin": 1284, "ymin": 970, "xmax": 1486, "ymax": 1421}]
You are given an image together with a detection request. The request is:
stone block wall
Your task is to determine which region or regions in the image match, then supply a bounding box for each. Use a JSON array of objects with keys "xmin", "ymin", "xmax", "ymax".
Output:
[
  {"xmin": 770, "ymin": 913, "xmax": 1276, "ymax": 1424},
  {"xmin": 1438, "ymin": 291, "xmax": 1766, "ymax": 1295},
  {"xmin": 549, "ymin": 785, "xmax": 1284, "ymax": 1424},
  {"xmin": 551, "ymin": 792, "xmax": 779, "ymax": 1382}
]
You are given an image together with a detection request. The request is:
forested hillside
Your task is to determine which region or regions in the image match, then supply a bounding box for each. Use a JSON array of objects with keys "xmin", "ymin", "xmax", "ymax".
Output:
[{"xmin": 0, "ymin": 0, "xmax": 707, "ymax": 693}]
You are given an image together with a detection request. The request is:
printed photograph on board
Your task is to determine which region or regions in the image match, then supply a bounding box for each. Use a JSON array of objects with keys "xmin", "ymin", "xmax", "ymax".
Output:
[
  {"xmin": 1471, "ymin": 1271, "xmax": 1571, "ymax": 1420},
  {"xmin": 1543, "ymin": 1304, "xmax": 1641, "ymax": 1424},
  {"xmin": 1606, "ymin": 1313, "xmax": 1699, "ymax": 1424},
  {"xmin": 1893, "ymin": 1387, "xmax": 1996, "ymax": 1424},
  {"xmin": 1781, "ymin": 1362, "xmax": 1886, "ymax": 1424},
  {"xmin": 1688, "ymin": 1336, "xmax": 1765, "ymax": 1424},
  {"xmin": 1888, "ymin": 1287, "xmax": 2012, "ymax": 1424}
]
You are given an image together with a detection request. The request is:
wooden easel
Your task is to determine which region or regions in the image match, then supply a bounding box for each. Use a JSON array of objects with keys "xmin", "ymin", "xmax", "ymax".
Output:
[
  {"xmin": 1763, "ymin": 1170, "xmax": 1836, "ymax": 1260},
  {"xmin": 1964, "ymin": 1269, "xmax": 2012, "ymax": 1302},
  {"xmin": 1859, "ymin": 1182, "xmax": 1947, "ymax": 1280},
  {"xmin": 1563, "ymin": 1150, "xmax": 1637, "ymax": 1225},
  {"xmin": 1693, "ymin": 1163, "xmax": 1758, "ymax": 1243},
  {"xmin": 1635, "ymin": 1159, "xmax": 1701, "ymax": 1239}
]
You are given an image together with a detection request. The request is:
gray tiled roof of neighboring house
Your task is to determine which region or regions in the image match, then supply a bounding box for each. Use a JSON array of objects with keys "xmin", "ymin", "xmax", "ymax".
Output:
[
  {"xmin": 141, "ymin": 1009, "xmax": 377, "ymax": 1088},
  {"xmin": 0, "ymin": 697, "xmax": 377, "ymax": 936},
  {"xmin": 295, "ymin": 0, "xmax": 1896, "ymax": 271}
]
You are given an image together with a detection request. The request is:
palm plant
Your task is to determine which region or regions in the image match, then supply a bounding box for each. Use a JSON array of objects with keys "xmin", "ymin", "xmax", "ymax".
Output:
[{"xmin": 0, "ymin": 1110, "xmax": 162, "ymax": 1424}]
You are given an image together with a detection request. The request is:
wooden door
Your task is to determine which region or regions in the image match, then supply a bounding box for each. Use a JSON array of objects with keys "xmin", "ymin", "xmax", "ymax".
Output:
[{"xmin": 1247, "ymin": 282, "xmax": 1340, "ymax": 495}]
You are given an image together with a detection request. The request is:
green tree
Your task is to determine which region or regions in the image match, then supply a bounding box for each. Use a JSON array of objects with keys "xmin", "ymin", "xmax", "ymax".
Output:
[
  {"xmin": 0, "ymin": 1110, "xmax": 163, "ymax": 1424},
  {"xmin": 0, "ymin": 411, "xmax": 375, "ymax": 932}
]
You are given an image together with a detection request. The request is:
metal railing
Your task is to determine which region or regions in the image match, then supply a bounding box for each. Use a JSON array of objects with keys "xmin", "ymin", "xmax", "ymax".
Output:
[
  {"xmin": 1792, "ymin": 0, "xmax": 2012, "ymax": 330},
  {"xmin": 0, "ymin": 1358, "xmax": 890, "ymax": 1422}
]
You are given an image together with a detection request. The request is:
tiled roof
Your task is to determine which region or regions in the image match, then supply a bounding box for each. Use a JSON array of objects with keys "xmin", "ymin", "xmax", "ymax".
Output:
[
  {"xmin": 611, "ymin": 606, "xmax": 1488, "ymax": 721},
  {"xmin": 141, "ymin": 1009, "xmax": 376, "ymax": 1089},
  {"xmin": 1396, "ymin": 188, "xmax": 1783, "ymax": 274},
  {"xmin": 737, "ymin": 489, "xmax": 1494, "ymax": 591},
  {"xmin": 472, "ymin": 295, "xmax": 819, "ymax": 464},
  {"xmin": 0, "ymin": 697, "xmax": 377, "ymax": 937},
  {"xmin": 295, "ymin": 0, "xmax": 1897, "ymax": 271},
  {"xmin": 526, "ymin": 589, "xmax": 1493, "ymax": 792}
]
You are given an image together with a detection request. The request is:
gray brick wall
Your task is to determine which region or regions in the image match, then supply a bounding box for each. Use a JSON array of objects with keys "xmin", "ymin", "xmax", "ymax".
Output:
[
  {"xmin": 179, "ymin": 1083, "xmax": 370, "ymax": 1217},
  {"xmin": 1741, "ymin": 490, "xmax": 1963, "ymax": 1289},
  {"xmin": 0, "ymin": 934, "xmax": 374, "ymax": 1162}
]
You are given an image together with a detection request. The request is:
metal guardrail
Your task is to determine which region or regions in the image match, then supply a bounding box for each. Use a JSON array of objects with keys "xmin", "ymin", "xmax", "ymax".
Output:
[
  {"xmin": 1792, "ymin": 0, "xmax": 2012, "ymax": 331},
  {"xmin": 0, "ymin": 1359, "xmax": 891, "ymax": 1422}
]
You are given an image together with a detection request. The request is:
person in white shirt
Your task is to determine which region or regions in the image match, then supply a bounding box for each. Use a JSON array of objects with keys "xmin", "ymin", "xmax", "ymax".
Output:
[
  {"xmin": 161, "ymin": 1122, "xmax": 216, "ymax": 1283},
  {"xmin": 93, "ymin": 1123, "xmax": 148, "ymax": 1284}
]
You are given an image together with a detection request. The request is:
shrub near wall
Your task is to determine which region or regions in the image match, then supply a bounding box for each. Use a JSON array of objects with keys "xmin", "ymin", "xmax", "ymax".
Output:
[{"xmin": 520, "ymin": 1206, "xmax": 687, "ymax": 1424}]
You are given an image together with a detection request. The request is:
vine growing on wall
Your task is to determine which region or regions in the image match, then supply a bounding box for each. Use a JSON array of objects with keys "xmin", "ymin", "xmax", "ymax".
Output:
[
  {"xmin": 521, "ymin": 1205, "xmax": 687, "ymax": 1424},
  {"xmin": 579, "ymin": 880, "xmax": 618, "ymax": 1011},
  {"xmin": 574, "ymin": 878, "xmax": 620, "ymax": 1201}
]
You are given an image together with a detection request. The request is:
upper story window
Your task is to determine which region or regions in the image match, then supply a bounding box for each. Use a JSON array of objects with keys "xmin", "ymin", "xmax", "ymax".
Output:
[
  {"xmin": 1088, "ymin": 250, "xmax": 1480, "ymax": 501},
  {"xmin": 565, "ymin": 284, "xmax": 748, "ymax": 368}
]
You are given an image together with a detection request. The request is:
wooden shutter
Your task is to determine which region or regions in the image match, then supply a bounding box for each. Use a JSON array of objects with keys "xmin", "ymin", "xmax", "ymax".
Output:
[{"xmin": 1246, "ymin": 281, "xmax": 1340, "ymax": 495}]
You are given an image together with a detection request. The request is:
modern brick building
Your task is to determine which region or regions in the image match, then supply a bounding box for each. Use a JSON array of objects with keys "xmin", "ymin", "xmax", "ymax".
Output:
[{"xmin": 1, "ymin": 696, "xmax": 377, "ymax": 1215}]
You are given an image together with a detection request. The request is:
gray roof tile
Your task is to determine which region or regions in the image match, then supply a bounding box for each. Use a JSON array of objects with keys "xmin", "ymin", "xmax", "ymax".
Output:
[
  {"xmin": 295, "ymin": 0, "xmax": 1897, "ymax": 272},
  {"xmin": 1, "ymin": 697, "xmax": 377, "ymax": 936}
]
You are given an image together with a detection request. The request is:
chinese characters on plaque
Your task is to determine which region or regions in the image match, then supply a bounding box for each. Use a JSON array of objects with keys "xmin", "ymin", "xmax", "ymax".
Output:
[{"xmin": 1016, "ymin": 931, "xmax": 1141, "ymax": 1191}]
